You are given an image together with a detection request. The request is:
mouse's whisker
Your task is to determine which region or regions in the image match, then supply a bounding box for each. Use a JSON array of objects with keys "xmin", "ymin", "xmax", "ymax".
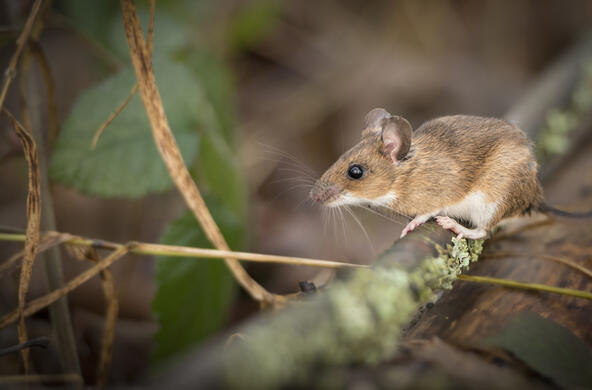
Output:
[
  {"xmin": 259, "ymin": 144, "xmax": 317, "ymax": 176},
  {"xmin": 269, "ymin": 183, "xmax": 316, "ymax": 204},
  {"xmin": 269, "ymin": 176, "xmax": 315, "ymax": 186},
  {"xmin": 276, "ymin": 166, "xmax": 317, "ymax": 179},
  {"xmin": 344, "ymin": 206, "xmax": 375, "ymax": 255},
  {"xmin": 277, "ymin": 168, "xmax": 317, "ymax": 183},
  {"xmin": 330, "ymin": 208, "xmax": 338, "ymax": 242},
  {"xmin": 337, "ymin": 206, "xmax": 348, "ymax": 245},
  {"xmin": 361, "ymin": 205, "xmax": 405, "ymax": 227}
]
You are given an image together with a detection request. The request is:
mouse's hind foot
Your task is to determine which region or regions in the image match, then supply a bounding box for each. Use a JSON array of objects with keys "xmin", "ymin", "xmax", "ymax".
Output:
[
  {"xmin": 400, "ymin": 214, "xmax": 434, "ymax": 238},
  {"xmin": 435, "ymin": 216, "xmax": 486, "ymax": 240}
]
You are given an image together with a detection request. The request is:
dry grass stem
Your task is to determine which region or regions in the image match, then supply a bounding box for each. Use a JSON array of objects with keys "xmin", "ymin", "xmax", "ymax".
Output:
[
  {"xmin": 0, "ymin": 0, "xmax": 43, "ymax": 113},
  {"xmin": 3, "ymin": 109, "xmax": 41, "ymax": 373},
  {"xmin": 0, "ymin": 232, "xmax": 72, "ymax": 277},
  {"xmin": 0, "ymin": 230, "xmax": 365, "ymax": 270},
  {"xmin": 120, "ymin": 0, "xmax": 281, "ymax": 306},
  {"xmin": 84, "ymin": 249, "xmax": 118, "ymax": 387},
  {"xmin": 0, "ymin": 246, "xmax": 129, "ymax": 330},
  {"xmin": 538, "ymin": 254, "xmax": 592, "ymax": 278}
]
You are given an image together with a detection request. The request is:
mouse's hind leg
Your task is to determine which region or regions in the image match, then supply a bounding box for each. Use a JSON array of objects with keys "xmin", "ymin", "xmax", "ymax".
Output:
[
  {"xmin": 435, "ymin": 216, "xmax": 487, "ymax": 239},
  {"xmin": 400, "ymin": 213, "xmax": 435, "ymax": 238}
]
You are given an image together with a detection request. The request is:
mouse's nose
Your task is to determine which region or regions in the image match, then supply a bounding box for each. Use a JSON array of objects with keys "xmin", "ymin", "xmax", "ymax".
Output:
[{"xmin": 310, "ymin": 183, "xmax": 340, "ymax": 204}]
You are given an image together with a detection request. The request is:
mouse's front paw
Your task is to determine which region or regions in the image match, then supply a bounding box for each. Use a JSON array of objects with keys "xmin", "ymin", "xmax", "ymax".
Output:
[{"xmin": 400, "ymin": 223, "xmax": 416, "ymax": 238}]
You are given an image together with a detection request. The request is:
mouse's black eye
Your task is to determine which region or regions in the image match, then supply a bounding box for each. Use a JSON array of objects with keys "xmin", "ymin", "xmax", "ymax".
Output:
[{"xmin": 347, "ymin": 164, "xmax": 364, "ymax": 180}]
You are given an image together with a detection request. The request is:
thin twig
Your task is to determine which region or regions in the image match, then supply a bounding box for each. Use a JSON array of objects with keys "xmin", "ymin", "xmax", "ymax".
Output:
[
  {"xmin": 120, "ymin": 0, "xmax": 281, "ymax": 306},
  {"xmin": 537, "ymin": 254, "xmax": 592, "ymax": 278},
  {"xmin": 91, "ymin": 83, "xmax": 138, "ymax": 148},
  {"xmin": 0, "ymin": 337, "xmax": 49, "ymax": 357},
  {"xmin": 3, "ymin": 109, "xmax": 41, "ymax": 374},
  {"xmin": 17, "ymin": 34, "xmax": 82, "ymax": 375},
  {"xmin": 457, "ymin": 274, "xmax": 592, "ymax": 300},
  {"xmin": 0, "ymin": 232, "xmax": 73, "ymax": 277},
  {"xmin": 0, "ymin": 246, "xmax": 129, "ymax": 329},
  {"xmin": 0, "ymin": 0, "xmax": 43, "ymax": 113}
]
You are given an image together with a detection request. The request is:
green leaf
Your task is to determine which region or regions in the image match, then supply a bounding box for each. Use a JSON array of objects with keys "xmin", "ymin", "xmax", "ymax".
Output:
[
  {"xmin": 57, "ymin": 0, "xmax": 120, "ymax": 50},
  {"xmin": 485, "ymin": 312, "xmax": 592, "ymax": 389},
  {"xmin": 197, "ymin": 129, "xmax": 247, "ymax": 217},
  {"xmin": 229, "ymin": 0, "xmax": 280, "ymax": 51},
  {"xmin": 183, "ymin": 52, "xmax": 237, "ymax": 145},
  {"xmin": 106, "ymin": 6, "xmax": 194, "ymax": 61},
  {"xmin": 151, "ymin": 197, "xmax": 246, "ymax": 364},
  {"xmin": 50, "ymin": 58, "xmax": 213, "ymax": 197}
]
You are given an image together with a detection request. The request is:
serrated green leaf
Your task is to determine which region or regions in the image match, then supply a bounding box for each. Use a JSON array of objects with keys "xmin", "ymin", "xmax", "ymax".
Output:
[
  {"xmin": 151, "ymin": 197, "xmax": 245, "ymax": 364},
  {"xmin": 485, "ymin": 312, "xmax": 592, "ymax": 389},
  {"xmin": 50, "ymin": 58, "xmax": 214, "ymax": 197}
]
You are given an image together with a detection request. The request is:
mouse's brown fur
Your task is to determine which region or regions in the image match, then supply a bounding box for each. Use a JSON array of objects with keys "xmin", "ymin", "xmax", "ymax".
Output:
[{"xmin": 311, "ymin": 109, "xmax": 544, "ymax": 239}]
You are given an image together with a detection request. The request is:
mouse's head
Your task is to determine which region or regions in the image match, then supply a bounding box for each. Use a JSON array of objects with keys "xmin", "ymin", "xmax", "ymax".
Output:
[{"xmin": 310, "ymin": 108, "xmax": 413, "ymax": 208}]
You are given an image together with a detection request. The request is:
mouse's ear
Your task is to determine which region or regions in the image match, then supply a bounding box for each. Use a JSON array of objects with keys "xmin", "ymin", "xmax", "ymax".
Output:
[
  {"xmin": 381, "ymin": 116, "xmax": 413, "ymax": 164},
  {"xmin": 363, "ymin": 108, "xmax": 391, "ymax": 135}
]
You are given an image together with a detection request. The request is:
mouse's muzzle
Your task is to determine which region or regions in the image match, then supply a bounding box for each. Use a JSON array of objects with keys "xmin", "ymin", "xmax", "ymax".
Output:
[{"xmin": 310, "ymin": 182, "xmax": 341, "ymax": 205}]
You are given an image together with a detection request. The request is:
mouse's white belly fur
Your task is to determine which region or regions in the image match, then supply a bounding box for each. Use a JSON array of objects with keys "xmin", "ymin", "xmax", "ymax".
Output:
[{"xmin": 439, "ymin": 191, "xmax": 497, "ymax": 228}]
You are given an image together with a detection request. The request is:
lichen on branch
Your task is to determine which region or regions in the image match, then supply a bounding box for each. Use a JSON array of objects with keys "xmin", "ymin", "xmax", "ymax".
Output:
[{"xmin": 223, "ymin": 231, "xmax": 484, "ymax": 389}]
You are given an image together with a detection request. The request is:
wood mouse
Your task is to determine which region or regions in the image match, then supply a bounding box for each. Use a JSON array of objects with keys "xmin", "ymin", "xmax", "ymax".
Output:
[{"xmin": 310, "ymin": 108, "xmax": 591, "ymax": 240}]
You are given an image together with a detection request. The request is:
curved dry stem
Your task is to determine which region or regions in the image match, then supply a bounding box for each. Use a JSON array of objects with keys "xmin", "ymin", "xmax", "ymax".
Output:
[
  {"xmin": 0, "ymin": 0, "xmax": 43, "ymax": 113},
  {"xmin": 84, "ymin": 248, "xmax": 118, "ymax": 388},
  {"xmin": 3, "ymin": 109, "xmax": 41, "ymax": 373},
  {"xmin": 119, "ymin": 0, "xmax": 281, "ymax": 306},
  {"xmin": 0, "ymin": 246, "xmax": 129, "ymax": 329}
]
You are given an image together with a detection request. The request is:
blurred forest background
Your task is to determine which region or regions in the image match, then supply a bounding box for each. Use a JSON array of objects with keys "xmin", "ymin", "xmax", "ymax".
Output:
[{"xmin": 0, "ymin": 0, "xmax": 591, "ymax": 385}]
